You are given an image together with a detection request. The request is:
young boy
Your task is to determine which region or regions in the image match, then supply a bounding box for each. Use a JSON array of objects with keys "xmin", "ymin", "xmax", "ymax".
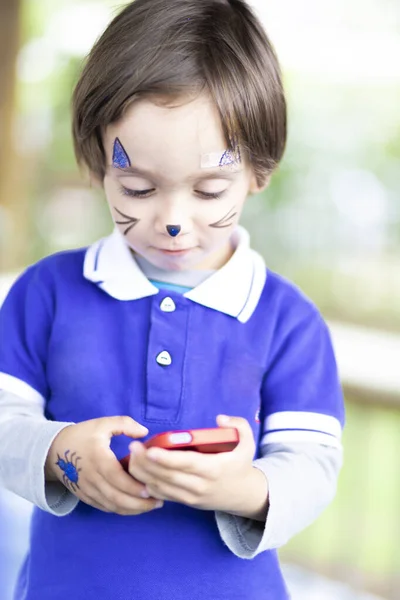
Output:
[{"xmin": 0, "ymin": 1, "xmax": 344, "ymax": 598}]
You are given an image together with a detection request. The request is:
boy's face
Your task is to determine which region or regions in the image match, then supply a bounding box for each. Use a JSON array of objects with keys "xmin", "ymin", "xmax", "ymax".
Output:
[{"xmin": 102, "ymin": 94, "xmax": 264, "ymax": 271}]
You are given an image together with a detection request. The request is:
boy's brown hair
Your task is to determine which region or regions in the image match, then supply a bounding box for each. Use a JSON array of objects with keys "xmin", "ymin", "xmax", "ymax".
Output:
[{"xmin": 72, "ymin": 0, "xmax": 287, "ymax": 186}]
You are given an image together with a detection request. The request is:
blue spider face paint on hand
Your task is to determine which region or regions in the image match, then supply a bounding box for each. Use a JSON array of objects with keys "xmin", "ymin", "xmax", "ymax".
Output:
[
  {"xmin": 113, "ymin": 138, "xmax": 131, "ymax": 169},
  {"xmin": 56, "ymin": 450, "xmax": 82, "ymax": 493}
]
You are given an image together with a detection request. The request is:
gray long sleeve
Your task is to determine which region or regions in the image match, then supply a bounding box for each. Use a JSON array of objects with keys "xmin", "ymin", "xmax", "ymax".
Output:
[
  {"xmin": 0, "ymin": 390, "xmax": 342, "ymax": 554},
  {"xmin": 215, "ymin": 441, "xmax": 342, "ymax": 558},
  {"xmin": 0, "ymin": 390, "xmax": 78, "ymax": 515}
]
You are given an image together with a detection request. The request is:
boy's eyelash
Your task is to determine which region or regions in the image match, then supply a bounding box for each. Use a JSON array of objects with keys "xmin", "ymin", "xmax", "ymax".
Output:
[
  {"xmin": 120, "ymin": 186, "xmax": 154, "ymax": 198},
  {"xmin": 197, "ymin": 190, "xmax": 225, "ymax": 200},
  {"xmin": 119, "ymin": 186, "xmax": 225, "ymax": 200}
]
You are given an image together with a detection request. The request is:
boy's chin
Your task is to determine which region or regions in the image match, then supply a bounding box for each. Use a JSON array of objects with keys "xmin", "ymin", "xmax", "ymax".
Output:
[
  {"xmin": 133, "ymin": 243, "xmax": 233, "ymax": 272},
  {"xmin": 145, "ymin": 248, "xmax": 215, "ymax": 272},
  {"xmin": 152, "ymin": 252, "xmax": 199, "ymax": 272},
  {"xmin": 156, "ymin": 244, "xmax": 233, "ymax": 271}
]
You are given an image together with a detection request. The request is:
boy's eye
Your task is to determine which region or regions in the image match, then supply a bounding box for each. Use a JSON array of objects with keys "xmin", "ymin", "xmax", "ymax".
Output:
[
  {"xmin": 119, "ymin": 185, "xmax": 155, "ymax": 198},
  {"xmin": 196, "ymin": 190, "xmax": 226, "ymax": 200},
  {"xmin": 119, "ymin": 186, "xmax": 226, "ymax": 200}
]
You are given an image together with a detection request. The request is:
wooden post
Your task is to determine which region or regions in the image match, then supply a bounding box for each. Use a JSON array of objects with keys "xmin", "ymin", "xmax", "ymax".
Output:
[{"xmin": 0, "ymin": 0, "xmax": 25, "ymax": 271}]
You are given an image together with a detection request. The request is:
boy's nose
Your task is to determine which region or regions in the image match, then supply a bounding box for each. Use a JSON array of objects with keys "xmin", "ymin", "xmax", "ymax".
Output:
[{"xmin": 166, "ymin": 225, "xmax": 181, "ymax": 237}]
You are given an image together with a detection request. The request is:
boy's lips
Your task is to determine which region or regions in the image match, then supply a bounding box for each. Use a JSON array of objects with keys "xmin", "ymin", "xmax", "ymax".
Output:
[{"xmin": 158, "ymin": 248, "xmax": 192, "ymax": 255}]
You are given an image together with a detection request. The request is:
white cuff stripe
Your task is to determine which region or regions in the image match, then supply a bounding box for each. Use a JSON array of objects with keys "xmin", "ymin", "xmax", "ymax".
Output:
[
  {"xmin": 0, "ymin": 373, "xmax": 45, "ymax": 408},
  {"xmin": 264, "ymin": 411, "xmax": 342, "ymax": 439},
  {"xmin": 261, "ymin": 430, "xmax": 342, "ymax": 448}
]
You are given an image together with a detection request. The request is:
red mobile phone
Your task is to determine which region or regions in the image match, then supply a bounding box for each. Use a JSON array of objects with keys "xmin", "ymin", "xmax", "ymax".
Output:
[{"xmin": 120, "ymin": 427, "xmax": 239, "ymax": 471}]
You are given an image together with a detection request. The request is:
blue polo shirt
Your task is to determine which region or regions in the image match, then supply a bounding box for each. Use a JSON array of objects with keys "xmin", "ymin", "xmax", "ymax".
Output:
[{"xmin": 0, "ymin": 227, "xmax": 344, "ymax": 600}]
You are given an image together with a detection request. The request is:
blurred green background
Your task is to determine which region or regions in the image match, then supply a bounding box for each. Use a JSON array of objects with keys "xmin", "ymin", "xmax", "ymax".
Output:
[
  {"xmin": 0, "ymin": 0, "xmax": 399, "ymax": 599},
  {"xmin": 2, "ymin": 0, "xmax": 399, "ymax": 332}
]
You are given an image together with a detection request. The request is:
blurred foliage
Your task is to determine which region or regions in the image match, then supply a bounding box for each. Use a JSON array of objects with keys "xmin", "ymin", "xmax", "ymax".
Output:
[
  {"xmin": 5, "ymin": 0, "xmax": 400, "ymax": 334},
  {"xmin": 280, "ymin": 397, "xmax": 400, "ymax": 598}
]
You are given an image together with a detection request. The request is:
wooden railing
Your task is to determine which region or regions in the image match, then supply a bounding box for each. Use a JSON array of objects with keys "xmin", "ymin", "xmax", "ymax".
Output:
[
  {"xmin": 280, "ymin": 323, "xmax": 399, "ymax": 600},
  {"xmin": 1, "ymin": 273, "xmax": 399, "ymax": 599}
]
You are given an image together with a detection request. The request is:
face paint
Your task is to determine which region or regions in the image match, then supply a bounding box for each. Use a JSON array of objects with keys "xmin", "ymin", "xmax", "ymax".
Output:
[
  {"xmin": 200, "ymin": 147, "xmax": 241, "ymax": 169},
  {"xmin": 166, "ymin": 225, "xmax": 181, "ymax": 237},
  {"xmin": 113, "ymin": 138, "xmax": 131, "ymax": 169},
  {"xmin": 56, "ymin": 450, "xmax": 82, "ymax": 493},
  {"xmin": 209, "ymin": 206, "xmax": 238, "ymax": 229},
  {"xmin": 219, "ymin": 147, "xmax": 241, "ymax": 167},
  {"xmin": 103, "ymin": 95, "xmax": 253, "ymax": 270},
  {"xmin": 114, "ymin": 206, "xmax": 140, "ymax": 236}
]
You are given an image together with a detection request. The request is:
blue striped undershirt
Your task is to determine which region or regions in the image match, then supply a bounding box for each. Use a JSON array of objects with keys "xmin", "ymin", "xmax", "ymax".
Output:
[
  {"xmin": 135, "ymin": 254, "xmax": 215, "ymax": 295},
  {"xmin": 149, "ymin": 280, "xmax": 193, "ymax": 294}
]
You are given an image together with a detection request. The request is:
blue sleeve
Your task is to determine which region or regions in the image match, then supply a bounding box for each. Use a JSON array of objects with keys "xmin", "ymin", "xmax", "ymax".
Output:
[
  {"xmin": 260, "ymin": 304, "xmax": 344, "ymax": 448},
  {"xmin": 0, "ymin": 266, "xmax": 53, "ymax": 402}
]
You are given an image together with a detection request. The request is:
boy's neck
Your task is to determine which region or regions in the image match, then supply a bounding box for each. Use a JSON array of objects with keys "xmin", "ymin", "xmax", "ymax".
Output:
[
  {"xmin": 134, "ymin": 254, "xmax": 215, "ymax": 288},
  {"xmin": 132, "ymin": 238, "xmax": 237, "ymax": 288}
]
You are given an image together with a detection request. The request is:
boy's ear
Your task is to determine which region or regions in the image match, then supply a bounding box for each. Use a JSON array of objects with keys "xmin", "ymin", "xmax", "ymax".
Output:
[{"xmin": 249, "ymin": 172, "xmax": 271, "ymax": 195}]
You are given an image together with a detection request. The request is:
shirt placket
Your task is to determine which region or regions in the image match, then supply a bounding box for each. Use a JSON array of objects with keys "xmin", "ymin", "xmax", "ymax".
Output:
[{"xmin": 145, "ymin": 294, "xmax": 189, "ymax": 423}]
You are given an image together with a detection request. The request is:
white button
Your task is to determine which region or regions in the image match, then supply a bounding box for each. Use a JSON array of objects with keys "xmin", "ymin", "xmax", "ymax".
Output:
[
  {"xmin": 156, "ymin": 351, "xmax": 172, "ymax": 366},
  {"xmin": 169, "ymin": 432, "xmax": 193, "ymax": 445},
  {"xmin": 160, "ymin": 297, "xmax": 176, "ymax": 312}
]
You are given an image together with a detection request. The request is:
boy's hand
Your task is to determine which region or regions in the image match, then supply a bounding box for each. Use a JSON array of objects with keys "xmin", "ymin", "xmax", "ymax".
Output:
[
  {"xmin": 127, "ymin": 416, "xmax": 269, "ymax": 520},
  {"xmin": 45, "ymin": 416, "xmax": 164, "ymax": 515}
]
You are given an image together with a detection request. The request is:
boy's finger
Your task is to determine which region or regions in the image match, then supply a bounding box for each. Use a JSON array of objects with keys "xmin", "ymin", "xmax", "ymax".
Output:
[
  {"xmin": 216, "ymin": 415, "xmax": 254, "ymax": 447},
  {"xmin": 97, "ymin": 416, "xmax": 149, "ymax": 440},
  {"xmin": 92, "ymin": 450, "xmax": 151, "ymax": 495},
  {"xmin": 91, "ymin": 478, "xmax": 163, "ymax": 514},
  {"xmin": 146, "ymin": 473, "xmax": 204, "ymax": 503},
  {"xmin": 139, "ymin": 446, "xmax": 211, "ymax": 473},
  {"xmin": 105, "ymin": 466, "xmax": 150, "ymax": 498}
]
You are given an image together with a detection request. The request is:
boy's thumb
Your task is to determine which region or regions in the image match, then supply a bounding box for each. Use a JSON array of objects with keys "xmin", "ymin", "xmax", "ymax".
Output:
[
  {"xmin": 100, "ymin": 416, "xmax": 148, "ymax": 440},
  {"xmin": 216, "ymin": 414, "xmax": 253, "ymax": 443}
]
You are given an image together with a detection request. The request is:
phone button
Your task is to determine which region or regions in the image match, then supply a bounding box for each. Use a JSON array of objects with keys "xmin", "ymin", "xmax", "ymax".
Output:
[
  {"xmin": 160, "ymin": 297, "xmax": 176, "ymax": 312},
  {"xmin": 169, "ymin": 432, "xmax": 193, "ymax": 445}
]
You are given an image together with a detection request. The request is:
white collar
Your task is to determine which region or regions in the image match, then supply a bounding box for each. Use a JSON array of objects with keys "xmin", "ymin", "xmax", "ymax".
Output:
[{"xmin": 83, "ymin": 226, "xmax": 266, "ymax": 323}]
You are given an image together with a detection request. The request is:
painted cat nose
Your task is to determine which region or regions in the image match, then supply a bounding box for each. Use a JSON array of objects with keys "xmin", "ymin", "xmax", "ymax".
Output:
[{"xmin": 166, "ymin": 225, "xmax": 181, "ymax": 237}]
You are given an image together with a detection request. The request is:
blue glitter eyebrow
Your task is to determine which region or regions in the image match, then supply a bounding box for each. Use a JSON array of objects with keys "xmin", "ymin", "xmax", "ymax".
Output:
[{"xmin": 112, "ymin": 138, "xmax": 131, "ymax": 169}]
